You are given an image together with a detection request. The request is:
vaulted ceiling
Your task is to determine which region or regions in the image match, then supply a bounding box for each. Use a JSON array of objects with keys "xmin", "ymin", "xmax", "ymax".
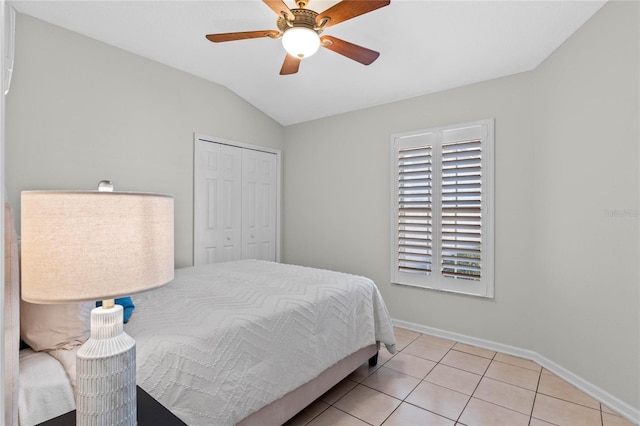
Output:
[{"xmin": 11, "ymin": 0, "xmax": 606, "ymax": 126}]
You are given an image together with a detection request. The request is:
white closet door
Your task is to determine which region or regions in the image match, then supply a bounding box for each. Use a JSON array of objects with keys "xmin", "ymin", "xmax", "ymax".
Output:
[
  {"xmin": 242, "ymin": 149, "xmax": 277, "ymax": 261},
  {"xmin": 194, "ymin": 140, "xmax": 242, "ymax": 265}
]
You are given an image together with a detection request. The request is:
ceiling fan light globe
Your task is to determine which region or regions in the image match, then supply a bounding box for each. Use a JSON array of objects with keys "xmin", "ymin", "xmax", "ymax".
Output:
[{"xmin": 282, "ymin": 27, "xmax": 320, "ymax": 59}]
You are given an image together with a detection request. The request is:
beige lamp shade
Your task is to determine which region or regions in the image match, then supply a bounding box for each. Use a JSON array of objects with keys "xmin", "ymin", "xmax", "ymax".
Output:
[{"xmin": 21, "ymin": 191, "xmax": 174, "ymax": 304}]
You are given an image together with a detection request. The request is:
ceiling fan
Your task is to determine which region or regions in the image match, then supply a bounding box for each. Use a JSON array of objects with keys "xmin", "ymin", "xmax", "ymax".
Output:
[{"xmin": 205, "ymin": 0, "xmax": 390, "ymax": 75}]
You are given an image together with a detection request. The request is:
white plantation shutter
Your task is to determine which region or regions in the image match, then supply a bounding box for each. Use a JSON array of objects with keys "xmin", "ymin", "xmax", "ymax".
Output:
[
  {"xmin": 441, "ymin": 139, "xmax": 482, "ymax": 281},
  {"xmin": 392, "ymin": 120, "xmax": 494, "ymax": 298},
  {"xmin": 398, "ymin": 145, "xmax": 433, "ymax": 275}
]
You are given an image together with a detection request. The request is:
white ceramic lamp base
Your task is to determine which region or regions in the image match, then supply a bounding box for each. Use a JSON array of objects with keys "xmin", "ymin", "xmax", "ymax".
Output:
[{"xmin": 76, "ymin": 304, "xmax": 137, "ymax": 426}]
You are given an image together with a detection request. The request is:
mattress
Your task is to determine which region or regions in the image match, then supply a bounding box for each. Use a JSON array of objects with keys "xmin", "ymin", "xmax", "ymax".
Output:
[{"xmin": 124, "ymin": 260, "xmax": 396, "ymax": 425}]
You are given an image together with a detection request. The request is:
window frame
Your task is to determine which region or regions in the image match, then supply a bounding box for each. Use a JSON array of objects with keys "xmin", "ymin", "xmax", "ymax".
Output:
[{"xmin": 390, "ymin": 119, "xmax": 495, "ymax": 298}]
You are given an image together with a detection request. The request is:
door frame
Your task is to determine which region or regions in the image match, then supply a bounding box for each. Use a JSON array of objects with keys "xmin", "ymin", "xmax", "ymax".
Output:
[{"xmin": 193, "ymin": 133, "xmax": 282, "ymax": 265}]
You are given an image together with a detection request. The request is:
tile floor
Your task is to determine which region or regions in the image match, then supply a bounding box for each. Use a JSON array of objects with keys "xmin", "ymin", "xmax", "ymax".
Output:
[{"xmin": 285, "ymin": 327, "xmax": 636, "ymax": 426}]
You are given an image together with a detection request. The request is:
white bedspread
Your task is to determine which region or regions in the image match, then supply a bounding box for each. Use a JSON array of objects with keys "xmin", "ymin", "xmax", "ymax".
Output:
[
  {"xmin": 125, "ymin": 260, "xmax": 396, "ymax": 425},
  {"xmin": 19, "ymin": 349, "xmax": 75, "ymax": 426}
]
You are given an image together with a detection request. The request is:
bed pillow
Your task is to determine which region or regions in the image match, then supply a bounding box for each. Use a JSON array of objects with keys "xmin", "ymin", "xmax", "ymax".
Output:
[
  {"xmin": 20, "ymin": 300, "xmax": 92, "ymax": 352},
  {"xmin": 96, "ymin": 297, "xmax": 135, "ymax": 323}
]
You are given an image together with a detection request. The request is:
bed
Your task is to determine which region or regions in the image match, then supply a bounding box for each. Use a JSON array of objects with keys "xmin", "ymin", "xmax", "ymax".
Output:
[{"xmin": 4, "ymin": 203, "xmax": 397, "ymax": 425}]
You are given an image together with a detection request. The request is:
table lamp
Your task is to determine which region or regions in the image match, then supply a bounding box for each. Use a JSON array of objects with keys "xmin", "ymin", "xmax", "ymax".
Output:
[{"xmin": 20, "ymin": 184, "xmax": 174, "ymax": 426}]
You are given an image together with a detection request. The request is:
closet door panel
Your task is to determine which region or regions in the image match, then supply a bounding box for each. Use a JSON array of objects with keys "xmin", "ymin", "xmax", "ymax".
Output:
[
  {"xmin": 242, "ymin": 149, "xmax": 277, "ymax": 261},
  {"xmin": 194, "ymin": 141, "xmax": 242, "ymax": 265}
]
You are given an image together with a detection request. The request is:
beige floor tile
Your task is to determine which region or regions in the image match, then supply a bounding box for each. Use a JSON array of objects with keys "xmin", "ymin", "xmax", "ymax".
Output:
[
  {"xmin": 347, "ymin": 362, "xmax": 380, "ymax": 383},
  {"xmin": 378, "ymin": 347, "xmax": 396, "ymax": 366},
  {"xmin": 603, "ymin": 412, "xmax": 637, "ymax": 426},
  {"xmin": 296, "ymin": 331, "xmax": 631, "ymax": 426},
  {"xmin": 493, "ymin": 353, "xmax": 542, "ymax": 372},
  {"xmin": 529, "ymin": 418, "xmax": 557, "ymax": 426},
  {"xmin": 403, "ymin": 339, "xmax": 450, "ymax": 362},
  {"xmin": 458, "ymin": 397, "xmax": 530, "ymax": 426},
  {"xmin": 393, "ymin": 327, "xmax": 421, "ymax": 341},
  {"xmin": 405, "ymin": 381, "xmax": 470, "ymax": 420},
  {"xmin": 416, "ymin": 333, "xmax": 456, "ymax": 349},
  {"xmin": 395, "ymin": 334, "xmax": 416, "ymax": 351},
  {"xmin": 472, "ymin": 377, "xmax": 535, "ymax": 415},
  {"xmin": 425, "ymin": 363, "xmax": 482, "ymax": 395},
  {"xmin": 384, "ymin": 351, "xmax": 437, "ymax": 379},
  {"xmin": 306, "ymin": 406, "xmax": 370, "ymax": 426},
  {"xmin": 452, "ymin": 342, "xmax": 496, "ymax": 359},
  {"xmin": 285, "ymin": 400, "xmax": 330, "ymax": 426},
  {"xmin": 537, "ymin": 373, "xmax": 600, "ymax": 409},
  {"xmin": 603, "ymin": 404, "xmax": 620, "ymax": 415},
  {"xmin": 532, "ymin": 393, "xmax": 602, "ymax": 426},
  {"xmin": 382, "ymin": 402, "xmax": 455, "ymax": 426},
  {"xmin": 362, "ymin": 366, "xmax": 421, "ymax": 400},
  {"xmin": 333, "ymin": 384, "xmax": 402, "ymax": 426},
  {"xmin": 320, "ymin": 378, "xmax": 358, "ymax": 405},
  {"xmin": 484, "ymin": 360, "xmax": 540, "ymax": 391},
  {"xmin": 440, "ymin": 350, "xmax": 491, "ymax": 375}
]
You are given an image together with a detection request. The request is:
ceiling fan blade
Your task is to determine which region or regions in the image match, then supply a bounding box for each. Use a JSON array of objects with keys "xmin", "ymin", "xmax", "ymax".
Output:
[
  {"xmin": 206, "ymin": 30, "xmax": 280, "ymax": 43},
  {"xmin": 320, "ymin": 35, "xmax": 380, "ymax": 65},
  {"xmin": 263, "ymin": 0, "xmax": 295, "ymax": 21},
  {"xmin": 316, "ymin": 0, "xmax": 390, "ymax": 29},
  {"xmin": 280, "ymin": 54, "xmax": 301, "ymax": 75}
]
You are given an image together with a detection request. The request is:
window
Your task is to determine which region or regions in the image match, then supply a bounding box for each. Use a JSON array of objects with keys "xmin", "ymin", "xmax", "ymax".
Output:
[{"xmin": 391, "ymin": 120, "xmax": 494, "ymax": 298}]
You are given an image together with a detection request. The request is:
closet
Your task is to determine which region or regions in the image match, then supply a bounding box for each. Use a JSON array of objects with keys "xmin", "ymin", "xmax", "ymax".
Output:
[{"xmin": 194, "ymin": 136, "xmax": 279, "ymax": 266}]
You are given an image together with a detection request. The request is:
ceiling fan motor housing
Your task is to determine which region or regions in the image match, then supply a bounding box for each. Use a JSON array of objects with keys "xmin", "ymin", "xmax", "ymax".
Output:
[{"xmin": 277, "ymin": 8, "xmax": 321, "ymax": 33}]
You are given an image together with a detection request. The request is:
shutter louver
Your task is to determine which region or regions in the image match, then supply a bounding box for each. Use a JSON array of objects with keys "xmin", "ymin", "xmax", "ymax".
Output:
[
  {"xmin": 398, "ymin": 146, "xmax": 432, "ymax": 275},
  {"xmin": 441, "ymin": 140, "xmax": 482, "ymax": 281}
]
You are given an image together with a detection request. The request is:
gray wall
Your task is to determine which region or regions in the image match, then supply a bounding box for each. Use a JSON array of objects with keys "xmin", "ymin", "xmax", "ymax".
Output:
[
  {"xmin": 283, "ymin": 0, "xmax": 639, "ymax": 410},
  {"xmin": 283, "ymin": 72, "xmax": 536, "ymax": 346},
  {"xmin": 532, "ymin": 0, "xmax": 639, "ymax": 408},
  {"xmin": 6, "ymin": 14, "xmax": 285, "ymax": 268}
]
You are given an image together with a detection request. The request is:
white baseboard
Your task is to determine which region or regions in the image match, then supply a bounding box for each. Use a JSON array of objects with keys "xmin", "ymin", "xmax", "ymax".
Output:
[{"xmin": 392, "ymin": 318, "xmax": 640, "ymax": 425}]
